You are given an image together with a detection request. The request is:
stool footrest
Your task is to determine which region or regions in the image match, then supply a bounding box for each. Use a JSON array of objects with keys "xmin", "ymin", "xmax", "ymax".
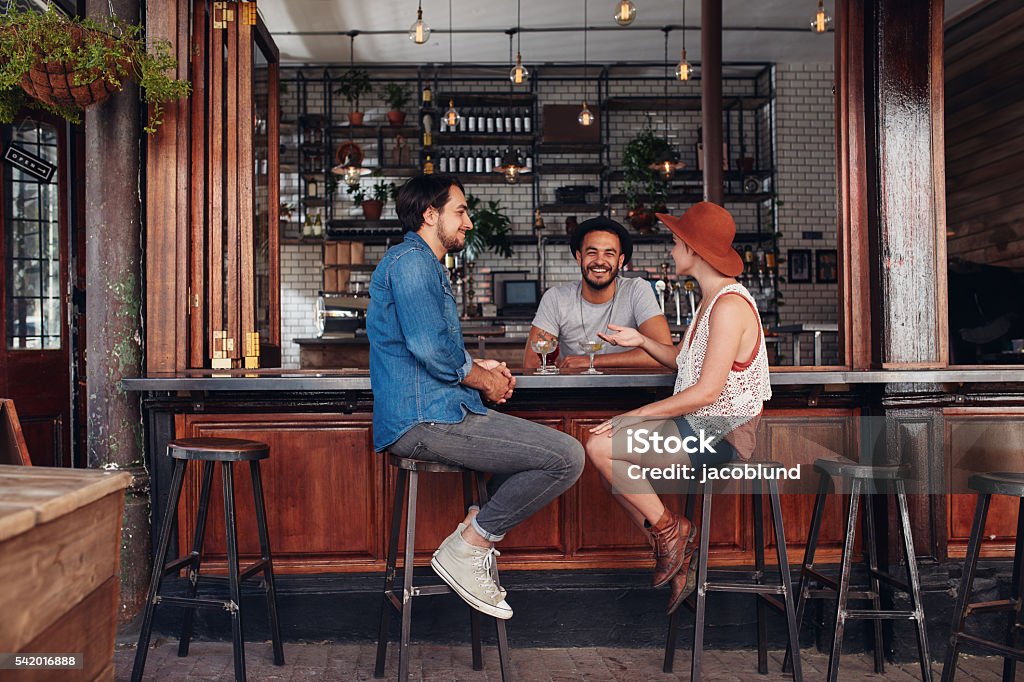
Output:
[
  {"xmin": 239, "ymin": 559, "xmax": 270, "ymax": 583},
  {"xmin": 758, "ymin": 594, "xmax": 786, "ymax": 613},
  {"xmin": 807, "ymin": 589, "xmax": 878, "ymax": 601},
  {"xmin": 707, "ymin": 582, "xmax": 786, "ymax": 596},
  {"xmin": 802, "ymin": 567, "xmax": 838, "ymax": 591},
  {"xmin": 161, "ymin": 553, "xmax": 198, "ymax": 576},
  {"xmin": 867, "ymin": 568, "xmax": 909, "ymax": 593},
  {"xmin": 955, "ymin": 632, "xmax": 1024, "ymax": 661},
  {"xmin": 844, "ymin": 608, "xmax": 919, "ymax": 620},
  {"xmin": 965, "ymin": 598, "xmax": 1019, "ymax": 616},
  {"xmin": 156, "ymin": 595, "xmax": 236, "ymax": 612}
]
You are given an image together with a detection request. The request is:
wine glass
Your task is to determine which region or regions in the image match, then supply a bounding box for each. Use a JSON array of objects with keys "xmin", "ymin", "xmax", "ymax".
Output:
[
  {"xmin": 580, "ymin": 340, "xmax": 604, "ymax": 374},
  {"xmin": 530, "ymin": 336, "xmax": 559, "ymax": 374}
]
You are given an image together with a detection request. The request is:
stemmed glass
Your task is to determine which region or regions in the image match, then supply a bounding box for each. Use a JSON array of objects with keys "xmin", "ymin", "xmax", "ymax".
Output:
[
  {"xmin": 530, "ymin": 336, "xmax": 559, "ymax": 374},
  {"xmin": 580, "ymin": 340, "xmax": 604, "ymax": 374}
]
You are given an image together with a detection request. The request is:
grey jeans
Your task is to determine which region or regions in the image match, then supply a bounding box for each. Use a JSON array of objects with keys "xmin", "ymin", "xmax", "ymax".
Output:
[{"xmin": 390, "ymin": 410, "xmax": 585, "ymax": 542}]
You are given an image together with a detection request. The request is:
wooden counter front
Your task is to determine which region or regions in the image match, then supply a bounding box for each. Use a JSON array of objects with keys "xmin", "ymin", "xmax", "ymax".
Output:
[{"xmin": 170, "ymin": 406, "xmax": 860, "ymax": 575}]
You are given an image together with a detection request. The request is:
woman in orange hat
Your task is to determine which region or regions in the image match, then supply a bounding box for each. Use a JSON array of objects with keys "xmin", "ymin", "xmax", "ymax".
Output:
[{"xmin": 584, "ymin": 202, "xmax": 771, "ymax": 613}]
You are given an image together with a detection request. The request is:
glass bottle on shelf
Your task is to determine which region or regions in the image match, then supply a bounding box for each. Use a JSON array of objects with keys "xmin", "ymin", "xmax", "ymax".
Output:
[
  {"xmin": 458, "ymin": 112, "xmax": 468, "ymax": 132},
  {"xmin": 440, "ymin": 115, "xmax": 448, "ymax": 133},
  {"xmin": 496, "ymin": 113, "xmax": 504, "ymax": 134},
  {"xmin": 467, "ymin": 110, "xmax": 476, "ymax": 132},
  {"xmin": 476, "ymin": 111, "xmax": 486, "ymax": 132},
  {"xmin": 439, "ymin": 154, "xmax": 449, "ymax": 173},
  {"xmin": 513, "ymin": 113, "xmax": 522, "ymax": 133},
  {"xmin": 312, "ymin": 212, "xmax": 324, "ymax": 238},
  {"xmin": 448, "ymin": 149, "xmax": 457, "ymax": 172},
  {"xmin": 302, "ymin": 212, "xmax": 314, "ymax": 238},
  {"xmin": 423, "ymin": 153, "xmax": 434, "ymax": 174},
  {"xmin": 504, "ymin": 112, "xmax": 512, "ymax": 133},
  {"xmin": 523, "ymin": 108, "xmax": 532, "ymax": 133},
  {"xmin": 476, "ymin": 150, "xmax": 484, "ymax": 173},
  {"xmin": 422, "ymin": 84, "xmax": 432, "ymax": 105},
  {"xmin": 422, "ymin": 112, "xmax": 433, "ymax": 147},
  {"xmin": 457, "ymin": 151, "xmax": 467, "ymax": 173},
  {"xmin": 486, "ymin": 110, "xmax": 495, "ymax": 133},
  {"xmin": 485, "ymin": 152, "xmax": 494, "ymax": 173}
]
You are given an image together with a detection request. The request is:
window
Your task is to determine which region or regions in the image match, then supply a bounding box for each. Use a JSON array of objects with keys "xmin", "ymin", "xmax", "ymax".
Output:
[{"xmin": 4, "ymin": 120, "xmax": 61, "ymax": 350}]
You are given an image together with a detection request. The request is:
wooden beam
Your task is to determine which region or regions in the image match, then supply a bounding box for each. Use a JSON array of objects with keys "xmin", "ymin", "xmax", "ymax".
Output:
[{"xmin": 701, "ymin": 0, "xmax": 723, "ymax": 204}]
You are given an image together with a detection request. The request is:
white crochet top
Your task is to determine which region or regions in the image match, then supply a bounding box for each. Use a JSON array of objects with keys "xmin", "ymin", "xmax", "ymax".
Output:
[{"xmin": 674, "ymin": 283, "xmax": 772, "ymax": 455}]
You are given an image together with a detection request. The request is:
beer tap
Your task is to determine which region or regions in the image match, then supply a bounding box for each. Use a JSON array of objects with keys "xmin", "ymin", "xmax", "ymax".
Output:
[
  {"xmin": 672, "ymin": 281, "xmax": 682, "ymax": 326},
  {"xmin": 655, "ymin": 280, "xmax": 667, "ymax": 314},
  {"xmin": 683, "ymin": 278, "xmax": 697, "ymax": 326}
]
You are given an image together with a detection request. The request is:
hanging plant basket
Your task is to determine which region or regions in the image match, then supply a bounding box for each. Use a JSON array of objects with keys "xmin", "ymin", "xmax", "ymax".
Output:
[
  {"xmin": 0, "ymin": 7, "xmax": 190, "ymax": 132},
  {"xmin": 18, "ymin": 25, "xmax": 127, "ymax": 109}
]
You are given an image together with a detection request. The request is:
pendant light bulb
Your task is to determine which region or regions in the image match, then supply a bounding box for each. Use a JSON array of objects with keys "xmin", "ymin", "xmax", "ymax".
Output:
[
  {"xmin": 578, "ymin": 101, "xmax": 593, "ymax": 126},
  {"xmin": 445, "ymin": 98, "xmax": 460, "ymax": 128},
  {"xmin": 503, "ymin": 165, "xmax": 521, "ymax": 184},
  {"xmin": 810, "ymin": 0, "xmax": 832, "ymax": 33},
  {"xmin": 613, "ymin": 0, "xmax": 637, "ymax": 26},
  {"xmin": 509, "ymin": 52, "xmax": 529, "ymax": 85},
  {"xmin": 409, "ymin": 6, "xmax": 431, "ymax": 44},
  {"xmin": 675, "ymin": 48, "xmax": 690, "ymax": 81},
  {"xmin": 344, "ymin": 166, "xmax": 363, "ymax": 187}
]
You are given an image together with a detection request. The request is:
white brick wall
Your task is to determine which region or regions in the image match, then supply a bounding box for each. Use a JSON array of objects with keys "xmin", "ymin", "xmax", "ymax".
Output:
[{"xmin": 278, "ymin": 64, "xmax": 839, "ymax": 367}]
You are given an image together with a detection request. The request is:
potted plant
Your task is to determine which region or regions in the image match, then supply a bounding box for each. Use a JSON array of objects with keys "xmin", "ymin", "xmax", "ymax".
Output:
[
  {"xmin": 0, "ymin": 6, "xmax": 191, "ymax": 133},
  {"xmin": 347, "ymin": 175, "xmax": 394, "ymax": 221},
  {"xmin": 621, "ymin": 126, "xmax": 671, "ymax": 233},
  {"xmin": 465, "ymin": 194, "xmax": 513, "ymax": 260},
  {"xmin": 382, "ymin": 83, "xmax": 410, "ymax": 127},
  {"xmin": 335, "ymin": 68, "xmax": 371, "ymax": 126}
]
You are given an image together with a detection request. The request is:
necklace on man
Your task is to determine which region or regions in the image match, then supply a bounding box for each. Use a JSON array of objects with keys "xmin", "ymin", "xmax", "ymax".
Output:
[{"xmin": 579, "ymin": 278, "xmax": 619, "ymax": 345}]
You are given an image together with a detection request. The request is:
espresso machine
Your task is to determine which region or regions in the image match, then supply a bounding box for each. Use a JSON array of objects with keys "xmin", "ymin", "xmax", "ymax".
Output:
[{"xmin": 315, "ymin": 291, "xmax": 368, "ymax": 337}]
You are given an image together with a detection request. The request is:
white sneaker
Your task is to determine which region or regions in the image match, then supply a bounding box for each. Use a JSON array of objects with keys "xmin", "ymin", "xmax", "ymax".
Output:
[
  {"xmin": 454, "ymin": 523, "xmax": 506, "ymax": 600},
  {"xmin": 431, "ymin": 528, "xmax": 513, "ymax": 620}
]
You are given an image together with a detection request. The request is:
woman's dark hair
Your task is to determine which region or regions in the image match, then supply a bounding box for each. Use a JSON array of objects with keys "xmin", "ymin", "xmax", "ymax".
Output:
[{"xmin": 395, "ymin": 174, "xmax": 465, "ymax": 232}]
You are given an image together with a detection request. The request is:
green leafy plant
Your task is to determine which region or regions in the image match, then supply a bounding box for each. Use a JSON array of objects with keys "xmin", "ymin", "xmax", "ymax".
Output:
[
  {"xmin": 465, "ymin": 194, "xmax": 513, "ymax": 259},
  {"xmin": 346, "ymin": 176, "xmax": 395, "ymax": 205},
  {"xmin": 0, "ymin": 6, "xmax": 191, "ymax": 133},
  {"xmin": 335, "ymin": 68, "xmax": 372, "ymax": 111},
  {"xmin": 621, "ymin": 123, "xmax": 671, "ymax": 221},
  {"xmin": 382, "ymin": 83, "xmax": 410, "ymax": 111}
]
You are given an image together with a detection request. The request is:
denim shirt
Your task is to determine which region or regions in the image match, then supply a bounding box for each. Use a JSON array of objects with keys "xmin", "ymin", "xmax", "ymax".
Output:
[{"xmin": 367, "ymin": 231, "xmax": 486, "ymax": 451}]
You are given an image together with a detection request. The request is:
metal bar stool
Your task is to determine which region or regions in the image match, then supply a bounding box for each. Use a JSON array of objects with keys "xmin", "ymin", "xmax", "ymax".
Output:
[
  {"xmin": 783, "ymin": 458, "xmax": 931, "ymax": 682},
  {"xmin": 374, "ymin": 454, "xmax": 511, "ymax": 682},
  {"xmin": 941, "ymin": 472, "xmax": 1024, "ymax": 682},
  {"xmin": 664, "ymin": 460, "xmax": 804, "ymax": 681},
  {"xmin": 132, "ymin": 438, "xmax": 285, "ymax": 682}
]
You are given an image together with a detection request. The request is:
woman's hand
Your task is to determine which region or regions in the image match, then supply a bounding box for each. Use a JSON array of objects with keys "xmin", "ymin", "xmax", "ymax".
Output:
[
  {"xmin": 589, "ymin": 407, "xmax": 655, "ymax": 437},
  {"xmin": 598, "ymin": 324, "xmax": 645, "ymax": 348}
]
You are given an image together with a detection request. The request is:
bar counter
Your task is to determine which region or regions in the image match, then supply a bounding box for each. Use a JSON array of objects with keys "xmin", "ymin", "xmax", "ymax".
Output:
[{"xmin": 125, "ymin": 367, "xmax": 1024, "ymax": 649}]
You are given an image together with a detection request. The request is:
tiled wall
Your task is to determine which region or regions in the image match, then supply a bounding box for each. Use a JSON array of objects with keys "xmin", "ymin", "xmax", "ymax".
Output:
[{"xmin": 280, "ymin": 63, "xmax": 838, "ymax": 368}]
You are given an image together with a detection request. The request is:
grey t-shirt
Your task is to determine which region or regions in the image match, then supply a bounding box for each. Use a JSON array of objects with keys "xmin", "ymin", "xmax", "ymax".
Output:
[{"xmin": 531, "ymin": 277, "xmax": 664, "ymax": 358}]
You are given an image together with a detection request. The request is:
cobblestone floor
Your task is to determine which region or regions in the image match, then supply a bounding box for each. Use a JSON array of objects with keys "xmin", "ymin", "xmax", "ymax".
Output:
[{"xmin": 116, "ymin": 639, "xmax": 1008, "ymax": 681}]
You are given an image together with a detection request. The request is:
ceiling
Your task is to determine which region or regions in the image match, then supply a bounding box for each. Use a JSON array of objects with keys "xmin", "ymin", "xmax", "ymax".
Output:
[{"xmin": 260, "ymin": 0, "xmax": 985, "ymax": 66}]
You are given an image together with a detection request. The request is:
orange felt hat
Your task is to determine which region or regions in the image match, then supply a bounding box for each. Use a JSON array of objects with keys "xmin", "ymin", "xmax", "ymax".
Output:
[{"xmin": 656, "ymin": 202, "xmax": 744, "ymax": 277}]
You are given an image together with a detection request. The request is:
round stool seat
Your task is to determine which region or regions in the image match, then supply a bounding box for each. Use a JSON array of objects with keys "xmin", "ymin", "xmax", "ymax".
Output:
[
  {"xmin": 168, "ymin": 437, "xmax": 269, "ymax": 461},
  {"xmin": 968, "ymin": 471, "xmax": 1024, "ymax": 497},
  {"xmin": 387, "ymin": 453, "xmax": 466, "ymax": 474},
  {"xmin": 715, "ymin": 458, "xmax": 785, "ymax": 470},
  {"xmin": 814, "ymin": 457, "xmax": 909, "ymax": 480}
]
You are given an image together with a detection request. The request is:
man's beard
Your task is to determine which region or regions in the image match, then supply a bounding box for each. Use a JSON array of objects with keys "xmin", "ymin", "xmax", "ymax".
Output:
[
  {"xmin": 438, "ymin": 214, "xmax": 464, "ymax": 253},
  {"xmin": 581, "ymin": 263, "xmax": 619, "ymax": 290}
]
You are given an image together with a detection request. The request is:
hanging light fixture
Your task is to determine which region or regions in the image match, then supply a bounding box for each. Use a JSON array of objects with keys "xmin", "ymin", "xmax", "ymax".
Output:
[
  {"xmin": 578, "ymin": 0, "xmax": 594, "ymax": 126},
  {"xmin": 331, "ymin": 34, "xmax": 371, "ymax": 186},
  {"xmin": 509, "ymin": 0, "xmax": 529, "ymax": 85},
  {"xmin": 408, "ymin": 0, "xmax": 431, "ymax": 44},
  {"xmin": 810, "ymin": 0, "xmax": 832, "ymax": 33},
  {"xmin": 613, "ymin": 0, "xmax": 636, "ymax": 26},
  {"xmin": 675, "ymin": 0, "xmax": 690, "ymax": 81},
  {"xmin": 495, "ymin": 32, "xmax": 529, "ymax": 183},
  {"xmin": 444, "ymin": 0, "xmax": 460, "ymax": 127},
  {"xmin": 650, "ymin": 27, "xmax": 684, "ymax": 180}
]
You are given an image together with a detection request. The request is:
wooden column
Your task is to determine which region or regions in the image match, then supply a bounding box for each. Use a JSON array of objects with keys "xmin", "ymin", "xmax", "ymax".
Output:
[
  {"xmin": 701, "ymin": 0, "xmax": 724, "ymax": 204},
  {"xmin": 866, "ymin": 0, "xmax": 948, "ymax": 367},
  {"xmin": 84, "ymin": 0, "xmax": 149, "ymax": 623}
]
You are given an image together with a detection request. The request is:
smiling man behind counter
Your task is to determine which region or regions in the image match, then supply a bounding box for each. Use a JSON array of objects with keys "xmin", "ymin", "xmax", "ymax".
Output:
[{"xmin": 523, "ymin": 217, "xmax": 672, "ymax": 370}]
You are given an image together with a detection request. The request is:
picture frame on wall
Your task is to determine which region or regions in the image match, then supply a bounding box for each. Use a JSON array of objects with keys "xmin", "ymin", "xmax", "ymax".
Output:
[
  {"xmin": 788, "ymin": 249, "xmax": 812, "ymax": 283},
  {"xmin": 816, "ymin": 249, "xmax": 838, "ymax": 284}
]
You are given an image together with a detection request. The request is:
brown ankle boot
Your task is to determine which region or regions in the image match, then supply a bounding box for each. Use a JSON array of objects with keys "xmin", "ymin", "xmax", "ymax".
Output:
[
  {"xmin": 649, "ymin": 509, "xmax": 693, "ymax": 588},
  {"xmin": 667, "ymin": 550, "xmax": 697, "ymax": 614}
]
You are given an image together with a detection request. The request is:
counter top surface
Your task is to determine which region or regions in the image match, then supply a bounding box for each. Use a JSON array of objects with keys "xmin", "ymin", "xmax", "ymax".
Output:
[{"xmin": 123, "ymin": 367, "xmax": 1024, "ymax": 392}]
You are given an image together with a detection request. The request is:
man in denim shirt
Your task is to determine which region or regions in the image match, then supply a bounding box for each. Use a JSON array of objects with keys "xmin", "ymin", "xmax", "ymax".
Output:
[{"xmin": 368, "ymin": 174, "xmax": 585, "ymax": 620}]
